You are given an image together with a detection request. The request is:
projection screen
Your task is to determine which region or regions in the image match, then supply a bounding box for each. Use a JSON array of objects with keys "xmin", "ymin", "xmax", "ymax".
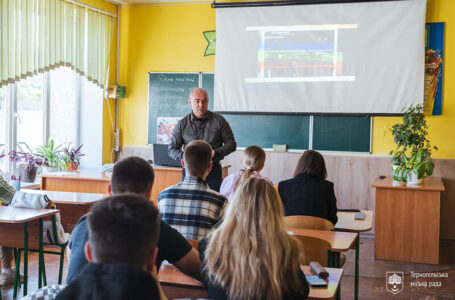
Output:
[{"xmin": 214, "ymin": 0, "xmax": 427, "ymax": 114}]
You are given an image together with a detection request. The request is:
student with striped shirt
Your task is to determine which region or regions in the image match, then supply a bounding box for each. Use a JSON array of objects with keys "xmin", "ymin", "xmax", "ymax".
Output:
[{"xmin": 158, "ymin": 140, "xmax": 227, "ymax": 240}]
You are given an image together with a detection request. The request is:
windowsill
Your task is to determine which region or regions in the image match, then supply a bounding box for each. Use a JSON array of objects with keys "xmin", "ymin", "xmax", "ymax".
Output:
[{"xmin": 20, "ymin": 177, "xmax": 41, "ymax": 190}]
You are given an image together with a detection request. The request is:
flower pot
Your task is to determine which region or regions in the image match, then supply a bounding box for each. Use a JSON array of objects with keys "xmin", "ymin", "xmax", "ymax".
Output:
[
  {"xmin": 407, "ymin": 172, "xmax": 424, "ymax": 185},
  {"xmin": 43, "ymin": 167, "xmax": 59, "ymax": 173},
  {"xmin": 67, "ymin": 162, "xmax": 79, "ymax": 171},
  {"xmin": 19, "ymin": 166, "xmax": 37, "ymax": 182},
  {"xmin": 391, "ymin": 165, "xmax": 406, "ymax": 185}
]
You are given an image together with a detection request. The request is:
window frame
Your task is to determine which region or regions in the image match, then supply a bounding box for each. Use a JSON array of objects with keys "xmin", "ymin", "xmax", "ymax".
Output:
[{"xmin": 1, "ymin": 70, "xmax": 81, "ymax": 174}]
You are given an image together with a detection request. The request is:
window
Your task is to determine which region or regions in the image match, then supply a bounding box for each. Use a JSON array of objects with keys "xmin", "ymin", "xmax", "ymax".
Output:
[
  {"xmin": 50, "ymin": 67, "xmax": 77, "ymax": 146},
  {"xmin": 16, "ymin": 74, "xmax": 44, "ymax": 151},
  {"xmin": 0, "ymin": 67, "xmax": 103, "ymax": 174},
  {"xmin": 0, "ymin": 87, "xmax": 6, "ymax": 172}
]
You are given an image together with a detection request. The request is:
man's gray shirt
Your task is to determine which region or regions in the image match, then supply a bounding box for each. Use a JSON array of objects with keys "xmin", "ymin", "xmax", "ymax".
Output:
[{"xmin": 168, "ymin": 111, "xmax": 236, "ymax": 163}]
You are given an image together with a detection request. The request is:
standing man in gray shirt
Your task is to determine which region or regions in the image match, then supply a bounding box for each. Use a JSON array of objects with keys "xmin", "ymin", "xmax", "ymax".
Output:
[{"xmin": 168, "ymin": 88, "xmax": 236, "ymax": 192}]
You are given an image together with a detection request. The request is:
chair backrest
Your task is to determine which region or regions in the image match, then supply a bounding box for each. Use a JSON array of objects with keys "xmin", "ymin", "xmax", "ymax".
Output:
[
  {"xmin": 292, "ymin": 235, "xmax": 331, "ymax": 266},
  {"xmin": 186, "ymin": 238, "xmax": 199, "ymax": 249},
  {"xmin": 284, "ymin": 215, "xmax": 334, "ymax": 231}
]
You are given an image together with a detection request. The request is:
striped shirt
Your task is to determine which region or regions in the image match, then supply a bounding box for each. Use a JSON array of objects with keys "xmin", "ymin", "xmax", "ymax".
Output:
[{"xmin": 158, "ymin": 175, "xmax": 227, "ymax": 240}]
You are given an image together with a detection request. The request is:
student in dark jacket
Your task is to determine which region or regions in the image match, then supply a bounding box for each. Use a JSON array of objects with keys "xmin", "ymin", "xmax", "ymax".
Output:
[
  {"xmin": 199, "ymin": 177, "xmax": 309, "ymax": 300},
  {"xmin": 56, "ymin": 195, "xmax": 167, "ymax": 300},
  {"xmin": 278, "ymin": 150, "xmax": 338, "ymax": 225}
]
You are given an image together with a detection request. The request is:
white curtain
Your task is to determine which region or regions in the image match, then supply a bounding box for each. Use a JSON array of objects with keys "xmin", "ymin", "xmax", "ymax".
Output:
[{"xmin": 0, "ymin": 0, "xmax": 115, "ymax": 88}]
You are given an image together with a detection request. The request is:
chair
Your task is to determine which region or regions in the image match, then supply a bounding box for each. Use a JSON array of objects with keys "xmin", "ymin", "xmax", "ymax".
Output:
[
  {"xmin": 285, "ymin": 215, "xmax": 345, "ymax": 267},
  {"xmin": 186, "ymin": 239, "xmax": 199, "ymax": 249},
  {"xmin": 284, "ymin": 215, "xmax": 334, "ymax": 230},
  {"xmin": 14, "ymin": 215, "xmax": 68, "ymax": 297},
  {"xmin": 292, "ymin": 235, "xmax": 332, "ymax": 266}
]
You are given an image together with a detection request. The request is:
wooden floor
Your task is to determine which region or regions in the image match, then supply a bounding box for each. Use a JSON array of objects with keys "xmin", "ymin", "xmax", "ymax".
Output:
[{"xmin": 2, "ymin": 236, "xmax": 455, "ymax": 299}]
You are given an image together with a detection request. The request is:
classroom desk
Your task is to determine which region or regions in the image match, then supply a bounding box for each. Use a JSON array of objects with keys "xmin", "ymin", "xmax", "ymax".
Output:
[
  {"xmin": 158, "ymin": 264, "xmax": 344, "ymax": 300},
  {"xmin": 40, "ymin": 166, "xmax": 231, "ymax": 205},
  {"xmin": 0, "ymin": 206, "xmax": 59, "ymax": 297},
  {"xmin": 25, "ymin": 190, "xmax": 107, "ymax": 232},
  {"xmin": 372, "ymin": 176, "xmax": 444, "ymax": 264},
  {"xmin": 287, "ymin": 227, "xmax": 357, "ymax": 300},
  {"xmin": 335, "ymin": 211, "xmax": 373, "ymax": 300},
  {"xmin": 287, "ymin": 227, "xmax": 357, "ymax": 252}
]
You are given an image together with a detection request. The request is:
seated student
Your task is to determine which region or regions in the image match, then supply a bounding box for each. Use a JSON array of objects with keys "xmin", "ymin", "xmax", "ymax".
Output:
[
  {"xmin": 278, "ymin": 150, "xmax": 338, "ymax": 225},
  {"xmin": 0, "ymin": 176, "xmax": 17, "ymax": 285},
  {"xmin": 199, "ymin": 177, "xmax": 309, "ymax": 300},
  {"xmin": 56, "ymin": 195, "xmax": 167, "ymax": 300},
  {"xmin": 66, "ymin": 156, "xmax": 201, "ymax": 284},
  {"xmin": 220, "ymin": 145, "xmax": 272, "ymax": 201},
  {"xmin": 158, "ymin": 140, "xmax": 227, "ymax": 240}
]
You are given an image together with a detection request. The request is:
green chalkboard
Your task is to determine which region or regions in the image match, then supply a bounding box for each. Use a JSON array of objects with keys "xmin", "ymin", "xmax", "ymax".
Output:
[
  {"xmin": 313, "ymin": 116, "xmax": 371, "ymax": 152},
  {"xmin": 223, "ymin": 115, "xmax": 310, "ymax": 149},
  {"xmin": 148, "ymin": 73, "xmax": 213, "ymax": 144},
  {"xmin": 202, "ymin": 73, "xmax": 215, "ymax": 103},
  {"xmin": 148, "ymin": 72, "xmax": 371, "ymax": 152}
]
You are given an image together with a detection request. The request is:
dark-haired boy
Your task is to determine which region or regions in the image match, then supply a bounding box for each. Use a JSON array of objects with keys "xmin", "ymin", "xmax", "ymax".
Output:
[
  {"xmin": 158, "ymin": 140, "xmax": 227, "ymax": 240},
  {"xmin": 56, "ymin": 195, "xmax": 165, "ymax": 299},
  {"xmin": 66, "ymin": 156, "xmax": 201, "ymax": 283}
]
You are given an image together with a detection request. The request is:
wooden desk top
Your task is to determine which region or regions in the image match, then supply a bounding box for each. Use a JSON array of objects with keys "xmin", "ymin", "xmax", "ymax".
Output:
[
  {"xmin": 25, "ymin": 190, "xmax": 107, "ymax": 205},
  {"xmin": 40, "ymin": 170, "xmax": 111, "ymax": 182},
  {"xmin": 40, "ymin": 165, "xmax": 232, "ymax": 181},
  {"xmin": 301, "ymin": 265, "xmax": 343, "ymax": 300},
  {"xmin": 372, "ymin": 176, "xmax": 445, "ymax": 192},
  {"xmin": 159, "ymin": 264, "xmax": 204, "ymax": 287},
  {"xmin": 0, "ymin": 206, "xmax": 59, "ymax": 223},
  {"xmin": 335, "ymin": 211, "xmax": 373, "ymax": 233},
  {"xmin": 159, "ymin": 264, "xmax": 343, "ymax": 299},
  {"xmin": 286, "ymin": 228, "xmax": 357, "ymax": 252}
]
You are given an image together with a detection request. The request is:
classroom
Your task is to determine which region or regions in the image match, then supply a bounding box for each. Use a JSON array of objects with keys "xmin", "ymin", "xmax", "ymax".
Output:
[{"xmin": 0, "ymin": 0, "xmax": 454, "ymax": 299}]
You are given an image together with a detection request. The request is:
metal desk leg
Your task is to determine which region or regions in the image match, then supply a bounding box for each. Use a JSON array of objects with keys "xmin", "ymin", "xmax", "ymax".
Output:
[
  {"xmin": 335, "ymin": 252, "xmax": 341, "ymax": 300},
  {"xmin": 23, "ymin": 222, "xmax": 29, "ymax": 297},
  {"xmin": 355, "ymin": 235, "xmax": 360, "ymax": 300},
  {"xmin": 39, "ymin": 218, "xmax": 43, "ymax": 288},
  {"xmin": 13, "ymin": 249, "xmax": 21, "ymax": 298}
]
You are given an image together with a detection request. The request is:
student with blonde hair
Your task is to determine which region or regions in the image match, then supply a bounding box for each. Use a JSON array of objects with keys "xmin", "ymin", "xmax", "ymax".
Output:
[
  {"xmin": 199, "ymin": 177, "xmax": 309, "ymax": 300},
  {"xmin": 219, "ymin": 145, "xmax": 272, "ymax": 201}
]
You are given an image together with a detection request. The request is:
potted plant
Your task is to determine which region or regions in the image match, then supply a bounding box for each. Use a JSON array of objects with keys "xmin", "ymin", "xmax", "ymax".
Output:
[
  {"xmin": 6, "ymin": 151, "xmax": 47, "ymax": 182},
  {"xmin": 389, "ymin": 104, "xmax": 437, "ymax": 185},
  {"xmin": 63, "ymin": 144, "xmax": 85, "ymax": 171},
  {"xmin": 36, "ymin": 139, "xmax": 65, "ymax": 172}
]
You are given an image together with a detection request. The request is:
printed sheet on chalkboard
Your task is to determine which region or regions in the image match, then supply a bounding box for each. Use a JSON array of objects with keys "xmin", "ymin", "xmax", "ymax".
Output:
[{"xmin": 157, "ymin": 117, "xmax": 181, "ymax": 144}]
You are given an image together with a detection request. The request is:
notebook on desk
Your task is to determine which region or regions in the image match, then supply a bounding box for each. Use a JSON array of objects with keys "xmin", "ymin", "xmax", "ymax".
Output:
[{"xmin": 153, "ymin": 144, "xmax": 182, "ymax": 168}]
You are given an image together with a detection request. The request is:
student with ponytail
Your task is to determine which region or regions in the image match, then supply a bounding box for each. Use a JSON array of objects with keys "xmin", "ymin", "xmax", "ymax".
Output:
[{"xmin": 220, "ymin": 145, "xmax": 272, "ymax": 201}]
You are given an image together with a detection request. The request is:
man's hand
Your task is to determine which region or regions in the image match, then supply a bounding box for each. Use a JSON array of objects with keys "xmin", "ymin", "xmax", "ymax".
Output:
[{"xmin": 212, "ymin": 150, "xmax": 215, "ymax": 158}]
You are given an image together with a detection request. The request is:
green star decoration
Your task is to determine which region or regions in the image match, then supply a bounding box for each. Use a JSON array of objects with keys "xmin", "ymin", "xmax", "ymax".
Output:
[{"xmin": 203, "ymin": 31, "xmax": 216, "ymax": 56}]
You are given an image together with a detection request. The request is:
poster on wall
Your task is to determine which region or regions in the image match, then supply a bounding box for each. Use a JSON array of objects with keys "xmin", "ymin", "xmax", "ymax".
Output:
[
  {"xmin": 424, "ymin": 22, "xmax": 444, "ymax": 116},
  {"xmin": 203, "ymin": 31, "xmax": 216, "ymax": 56},
  {"xmin": 157, "ymin": 117, "xmax": 181, "ymax": 144}
]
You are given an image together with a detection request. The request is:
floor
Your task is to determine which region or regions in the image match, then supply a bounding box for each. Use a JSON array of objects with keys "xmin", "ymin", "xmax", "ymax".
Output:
[{"xmin": 1, "ymin": 236, "xmax": 455, "ymax": 299}]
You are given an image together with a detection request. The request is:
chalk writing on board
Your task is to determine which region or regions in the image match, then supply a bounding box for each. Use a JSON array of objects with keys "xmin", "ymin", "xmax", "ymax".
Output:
[
  {"xmin": 160, "ymin": 87, "xmax": 185, "ymax": 92},
  {"xmin": 176, "ymin": 77, "xmax": 196, "ymax": 82},
  {"xmin": 157, "ymin": 74, "xmax": 174, "ymax": 82}
]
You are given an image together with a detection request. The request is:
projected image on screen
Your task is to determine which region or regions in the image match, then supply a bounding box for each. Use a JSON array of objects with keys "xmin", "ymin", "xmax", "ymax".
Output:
[
  {"xmin": 214, "ymin": 0, "xmax": 427, "ymax": 114},
  {"xmin": 246, "ymin": 24, "xmax": 357, "ymax": 83}
]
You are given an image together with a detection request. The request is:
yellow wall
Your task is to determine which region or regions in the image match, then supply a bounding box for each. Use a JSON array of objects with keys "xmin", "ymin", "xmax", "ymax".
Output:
[
  {"xmin": 81, "ymin": 0, "xmax": 118, "ymax": 164},
  {"xmin": 118, "ymin": 3, "xmax": 215, "ymax": 146},
  {"xmin": 118, "ymin": 0, "xmax": 454, "ymax": 159},
  {"xmin": 372, "ymin": 0, "xmax": 454, "ymax": 159}
]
